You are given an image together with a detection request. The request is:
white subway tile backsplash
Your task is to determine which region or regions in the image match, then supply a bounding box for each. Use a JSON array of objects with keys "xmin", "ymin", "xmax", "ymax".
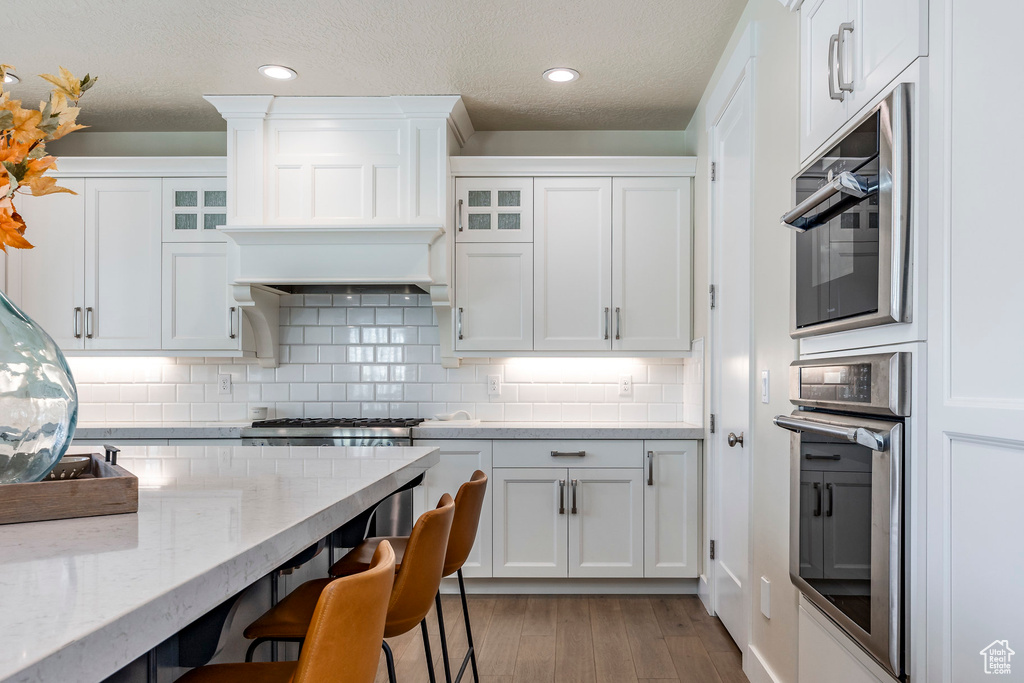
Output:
[{"xmin": 68, "ymin": 296, "xmax": 699, "ymax": 424}]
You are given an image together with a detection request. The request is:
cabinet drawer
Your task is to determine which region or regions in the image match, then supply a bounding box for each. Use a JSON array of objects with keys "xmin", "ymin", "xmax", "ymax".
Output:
[{"xmin": 493, "ymin": 440, "xmax": 642, "ymax": 468}]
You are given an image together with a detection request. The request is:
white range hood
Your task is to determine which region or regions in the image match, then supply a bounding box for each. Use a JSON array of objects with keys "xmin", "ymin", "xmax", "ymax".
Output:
[{"xmin": 204, "ymin": 94, "xmax": 475, "ymax": 367}]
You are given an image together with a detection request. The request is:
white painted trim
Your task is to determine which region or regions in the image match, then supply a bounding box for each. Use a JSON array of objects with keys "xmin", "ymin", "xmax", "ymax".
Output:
[
  {"xmin": 450, "ymin": 156, "xmax": 697, "ymax": 177},
  {"xmin": 746, "ymin": 645, "xmax": 785, "ymax": 683},
  {"xmin": 48, "ymin": 156, "xmax": 226, "ymax": 177},
  {"xmin": 440, "ymin": 577, "xmax": 699, "ymax": 595},
  {"xmin": 220, "ymin": 224, "xmax": 444, "ymax": 245},
  {"xmin": 777, "ymin": 0, "xmax": 804, "ymax": 10},
  {"xmin": 707, "ymin": 23, "xmax": 759, "ymax": 130}
]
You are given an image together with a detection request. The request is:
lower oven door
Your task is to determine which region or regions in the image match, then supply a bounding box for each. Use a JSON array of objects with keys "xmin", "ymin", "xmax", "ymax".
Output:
[{"xmin": 775, "ymin": 411, "xmax": 903, "ymax": 678}]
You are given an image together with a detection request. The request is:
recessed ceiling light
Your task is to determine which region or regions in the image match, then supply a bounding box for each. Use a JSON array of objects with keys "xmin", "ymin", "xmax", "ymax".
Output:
[
  {"xmin": 543, "ymin": 68, "xmax": 580, "ymax": 83},
  {"xmin": 3, "ymin": 72, "xmax": 19, "ymax": 85},
  {"xmin": 258, "ymin": 65, "xmax": 298, "ymax": 81}
]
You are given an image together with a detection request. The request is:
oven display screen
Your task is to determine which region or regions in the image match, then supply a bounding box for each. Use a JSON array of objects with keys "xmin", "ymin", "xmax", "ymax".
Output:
[{"xmin": 800, "ymin": 364, "xmax": 872, "ymax": 403}]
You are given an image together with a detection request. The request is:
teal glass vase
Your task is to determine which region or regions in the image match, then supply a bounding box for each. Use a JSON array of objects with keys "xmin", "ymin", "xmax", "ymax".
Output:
[{"xmin": 0, "ymin": 288, "xmax": 78, "ymax": 483}]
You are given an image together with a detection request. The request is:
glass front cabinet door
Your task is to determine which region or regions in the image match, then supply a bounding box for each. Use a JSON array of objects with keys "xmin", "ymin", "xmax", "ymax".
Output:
[
  {"xmin": 162, "ymin": 178, "xmax": 229, "ymax": 242},
  {"xmin": 455, "ymin": 178, "xmax": 534, "ymax": 242}
]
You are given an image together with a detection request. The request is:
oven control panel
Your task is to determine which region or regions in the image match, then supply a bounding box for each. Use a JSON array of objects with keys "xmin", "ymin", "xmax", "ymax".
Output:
[
  {"xmin": 789, "ymin": 352, "xmax": 910, "ymax": 417},
  {"xmin": 798, "ymin": 363, "xmax": 872, "ymax": 403}
]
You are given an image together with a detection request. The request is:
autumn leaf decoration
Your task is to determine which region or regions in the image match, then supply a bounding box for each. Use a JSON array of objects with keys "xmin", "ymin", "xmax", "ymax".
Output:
[{"xmin": 0, "ymin": 65, "xmax": 96, "ymax": 251}]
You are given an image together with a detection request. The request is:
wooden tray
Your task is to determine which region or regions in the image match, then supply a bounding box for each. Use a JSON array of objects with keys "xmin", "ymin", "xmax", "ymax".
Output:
[{"xmin": 0, "ymin": 452, "xmax": 138, "ymax": 525}]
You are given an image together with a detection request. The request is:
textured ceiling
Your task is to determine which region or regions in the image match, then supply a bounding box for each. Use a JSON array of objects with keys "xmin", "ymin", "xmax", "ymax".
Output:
[{"xmin": 5, "ymin": 0, "xmax": 746, "ymax": 133}]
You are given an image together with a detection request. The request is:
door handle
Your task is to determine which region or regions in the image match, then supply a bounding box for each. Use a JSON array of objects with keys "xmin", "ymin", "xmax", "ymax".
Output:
[
  {"xmin": 837, "ymin": 22, "xmax": 855, "ymax": 93},
  {"xmin": 571, "ymin": 479, "xmax": 578, "ymax": 515},
  {"xmin": 457, "ymin": 307, "xmax": 464, "ymax": 340},
  {"xmin": 228, "ymin": 306, "xmax": 237, "ymax": 339},
  {"xmin": 828, "ymin": 33, "xmax": 843, "ymax": 101},
  {"xmin": 558, "ymin": 480, "xmax": 566, "ymax": 515},
  {"xmin": 603, "ymin": 307, "xmax": 610, "ymax": 340},
  {"xmin": 73, "ymin": 307, "xmax": 83, "ymax": 339},
  {"xmin": 813, "ymin": 482, "xmax": 822, "ymax": 517},
  {"xmin": 457, "ymin": 199, "xmax": 464, "ymax": 232},
  {"xmin": 727, "ymin": 432, "xmax": 744, "ymax": 448},
  {"xmin": 615, "ymin": 307, "xmax": 622, "ymax": 340},
  {"xmin": 85, "ymin": 307, "xmax": 94, "ymax": 338},
  {"xmin": 825, "ymin": 482, "xmax": 834, "ymax": 517},
  {"xmin": 647, "ymin": 451, "xmax": 654, "ymax": 486}
]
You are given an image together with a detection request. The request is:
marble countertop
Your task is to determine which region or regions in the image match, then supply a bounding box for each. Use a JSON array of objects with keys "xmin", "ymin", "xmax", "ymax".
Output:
[
  {"xmin": 0, "ymin": 445, "xmax": 439, "ymax": 683},
  {"xmin": 75, "ymin": 421, "xmax": 248, "ymax": 440},
  {"xmin": 411, "ymin": 420, "xmax": 704, "ymax": 439}
]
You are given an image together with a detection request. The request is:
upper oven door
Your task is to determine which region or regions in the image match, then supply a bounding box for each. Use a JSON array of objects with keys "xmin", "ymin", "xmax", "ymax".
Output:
[
  {"xmin": 777, "ymin": 410, "xmax": 903, "ymax": 679},
  {"xmin": 785, "ymin": 83, "xmax": 912, "ymax": 339}
]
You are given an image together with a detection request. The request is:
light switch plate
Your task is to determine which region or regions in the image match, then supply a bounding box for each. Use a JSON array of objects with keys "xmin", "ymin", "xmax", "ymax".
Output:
[
  {"xmin": 761, "ymin": 370, "xmax": 770, "ymax": 404},
  {"xmin": 619, "ymin": 375, "xmax": 633, "ymax": 397},
  {"xmin": 761, "ymin": 576, "xmax": 771, "ymax": 618},
  {"xmin": 487, "ymin": 374, "xmax": 501, "ymax": 396}
]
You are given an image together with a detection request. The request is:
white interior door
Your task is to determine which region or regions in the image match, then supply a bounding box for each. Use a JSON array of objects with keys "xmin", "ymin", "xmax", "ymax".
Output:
[
  {"xmin": 533, "ymin": 177, "xmax": 612, "ymax": 351},
  {"xmin": 567, "ymin": 468, "xmax": 643, "ymax": 578},
  {"xmin": 709, "ymin": 55, "xmax": 754, "ymax": 652}
]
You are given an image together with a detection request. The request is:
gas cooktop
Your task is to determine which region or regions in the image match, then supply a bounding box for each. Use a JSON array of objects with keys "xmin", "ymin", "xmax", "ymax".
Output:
[
  {"xmin": 240, "ymin": 417, "xmax": 425, "ymax": 442},
  {"xmin": 250, "ymin": 418, "xmax": 425, "ymax": 429}
]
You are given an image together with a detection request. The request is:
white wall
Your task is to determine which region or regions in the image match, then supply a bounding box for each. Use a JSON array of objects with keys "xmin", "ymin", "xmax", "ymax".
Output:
[
  {"xmin": 460, "ymin": 130, "xmax": 687, "ymax": 156},
  {"xmin": 48, "ymin": 131, "xmax": 227, "ymax": 157},
  {"xmin": 684, "ymin": 1, "xmax": 801, "ymax": 681}
]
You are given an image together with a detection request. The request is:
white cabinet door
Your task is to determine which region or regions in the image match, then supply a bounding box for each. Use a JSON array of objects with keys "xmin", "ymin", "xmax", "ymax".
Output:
[
  {"xmin": 84, "ymin": 178, "xmax": 162, "ymax": 349},
  {"xmin": 492, "ymin": 467, "xmax": 567, "ymax": 578},
  {"xmin": 413, "ymin": 440, "xmax": 493, "ymax": 578},
  {"xmin": 162, "ymin": 243, "xmax": 238, "ymax": 350},
  {"xmin": 568, "ymin": 467, "xmax": 644, "ymax": 578},
  {"xmin": 612, "ymin": 177, "xmax": 691, "ymax": 351},
  {"xmin": 800, "ymin": 0, "xmax": 852, "ymax": 161},
  {"xmin": 643, "ymin": 440, "xmax": 701, "ymax": 578},
  {"xmin": 5, "ymin": 180, "xmax": 86, "ymax": 350},
  {"xmin": 455, "ymin": 178, "xmax": 533, "ymax": 242},
  {"xmin": 533, "ymin": 178, "xmax": 612, "ymax": 351},
  {"xmin": 847, "ymin": 0, "xmax": 925, "ymax": 117},
  {"xmin": 162, "ymin": 178, "xmax": 228, "ymax": 242},
  {"xmin": 455, "ymin": 243, "xmax": 533, "ymax": 351}
]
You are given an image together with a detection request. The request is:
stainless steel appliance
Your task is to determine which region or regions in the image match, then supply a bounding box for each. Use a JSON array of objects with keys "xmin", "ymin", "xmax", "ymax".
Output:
[
  {"xmin": 774, "ymin": 352, "xmax": 909, "ymax": 679},
  {"xmin": 782, "ymin": 84, "xmax": 912, "ymax": 339},
  {"xmin": 242, "ymin": 417, "xmax": 425, "ymax": 535}
]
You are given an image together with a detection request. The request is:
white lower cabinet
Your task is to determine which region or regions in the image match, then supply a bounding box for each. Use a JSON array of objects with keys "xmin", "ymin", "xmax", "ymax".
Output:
[
  {"xmin": 162, "ymin": 243, "xmax": 238, "ymax": 350},
  {"xmin": 799, "ymin": 598, "xmax": 890, "ymax": 682},
  {"xmin": 412, "ymin": 440, "xmax": 493, "ymax": 578},
  {"xmin": 568, "ymin": 468, "xmax": 644, "ymax": 578},
  {"xmin": 492, "ymin": 467, "xmax": 568, "ymax": 578},
  {"xmin": 643, "ymin": 440, "xmax": 701, "ymax": 578}
]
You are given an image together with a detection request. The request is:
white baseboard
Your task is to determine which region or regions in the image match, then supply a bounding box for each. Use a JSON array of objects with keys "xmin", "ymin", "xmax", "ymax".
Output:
[
  {"xmin": 439, "ymin": 577, "xmax": 699, "ymax": 595},
  {"xmin": 745, "ymin": 644, "xmax": 786, "ymax": 683}
]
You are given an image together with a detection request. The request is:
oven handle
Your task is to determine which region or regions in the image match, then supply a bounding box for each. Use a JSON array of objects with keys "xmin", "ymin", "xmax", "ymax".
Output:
[
  {"xmin": 773, "ymin": 414, "xmax": 889, "ymax": 451},
  {"xmin": 780, "ymin": 171, "xmax": 876, "ymax": 232}
]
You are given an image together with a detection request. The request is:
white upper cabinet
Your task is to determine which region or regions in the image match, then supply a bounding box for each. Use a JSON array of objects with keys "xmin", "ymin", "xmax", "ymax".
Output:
[
  {"xmin": 534, "ymin": 178, "xmax": 612, "ymax": 351},
  {"xmin": 162, "ymin": 178, "xmax": 228, "ymax": 242},
  {"xmin": 162, "ymin": 243, "xmax": 237, "ymax": 350},
  {"xmin": 455, "ymin": 242, "xmax": 533, "ymax": 351},
  {"xmin": 84, "ymin": 178, "xmax": 163, "ymax": 350},
  {"xmin": 799, "ymin": 0, "xmax": 925, "ymax": 162},
  {"xmin": 455, "ymin": 178, "xmax": 533, "ymax": 242},
  {"xmin": 612, "ymin": 177, "xmax": 692, "ymax": 352}
]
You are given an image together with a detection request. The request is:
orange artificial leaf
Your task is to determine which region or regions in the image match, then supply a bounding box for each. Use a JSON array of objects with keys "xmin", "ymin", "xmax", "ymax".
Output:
[
  {"xmin": 38, "ymin": 66, "xmax": 81, "ymax": 99},
  {"xmin": 24, "ymin": 176, "xmax": 74, "ymax": 197},
  {"xmin": 7, "ymin": 107, "xmax": 45, "ymax": 144},
  {"xmin": 0, "ymin": 207, "xmax": 33, "ymax": 251},
  {"xmin": 47, "ymin": 121, "xmax": 87, "ymax": 142},
  {"xmin": 0, "ymin": 139, "xmax": 33, "ymax": 165}
]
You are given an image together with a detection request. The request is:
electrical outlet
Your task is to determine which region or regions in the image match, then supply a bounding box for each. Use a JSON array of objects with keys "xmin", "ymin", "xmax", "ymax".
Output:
[
  {"xmin": 619, "ymin": 375, "xmax": 633, "ymax": 397},
  {"xmin": 218, "ymin": 374, "xmax": 232, "ymax": 395},
  {"xmin": 761, "ymin": 370, "xmax": 770, "ymax": 404},
  {"xmin": 487, "ymin": 374, "xmax": 501, "ymax": 396}
]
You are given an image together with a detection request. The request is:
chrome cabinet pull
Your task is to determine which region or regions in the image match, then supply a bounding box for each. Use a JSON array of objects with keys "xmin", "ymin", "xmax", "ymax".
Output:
[
  {"xmin": 828, "ymin": 33, "xmax": 843, "ymax": 101},
  {"xmin": 85, "ymin": 307, "xmax": 94, "ymax": 338},
  {"xmin": 571, "ymin": 479, "xmax": 578, "ymax": 515},
  {"xmin": 615, "ymin": 307, "xmax": 621, "ymax": 340},
  {"xmin": 550, "ymin": 450, "xmax": 585, "ymax": 458},
  {"xmin": 813, "ymin": 482, "xmax": 822, "ymax": 517},
  {"xmin": 825, "ymin": 482, "xmax": 834, "ymax": 517},
  {"xmin": 228, "ymin": 306, "xmax": 237, "ymax": 339},
  {"xmin": 558, "ymin": 480, "xmax": 566, "ymax": 515},
  {"xmin": 603, "ymin": 307, "xmax": 610, "ymax": 340},
  {"xmin": 457, "ymin": 307, "xmax": 464, "ymax": 340},
  {"xmin": 647, "ymin": 451, "xmax": 654, "ymax": 486},
  {"xmin": 73, "ymin": 307, "xmax": 82, "ymax": 339},
  {"xmin": 457, "ymin": 199, "xmax": 464, "ymax": 232},
  {"xmin": 837, "ymin": 22, "xmax": 855, "ymax": 93}
]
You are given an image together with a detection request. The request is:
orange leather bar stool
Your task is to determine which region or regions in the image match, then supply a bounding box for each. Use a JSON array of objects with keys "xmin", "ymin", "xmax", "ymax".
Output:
[
  {"xmin": 243, "ymin": 494, "xmax": 456, "ymax": 683},
  {"xmin": 330, "ymin": 471, "xmax": 488, "ymax": 683},
  {"xmin": 176, "ymin": 540, "xmax": 396, "ymax": 683}
]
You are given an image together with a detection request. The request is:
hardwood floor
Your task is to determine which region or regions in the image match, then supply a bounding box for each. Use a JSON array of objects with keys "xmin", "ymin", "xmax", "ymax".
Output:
[{"xmin": 372, "ymin": 595, "xmax": 747, "ymax": 683}]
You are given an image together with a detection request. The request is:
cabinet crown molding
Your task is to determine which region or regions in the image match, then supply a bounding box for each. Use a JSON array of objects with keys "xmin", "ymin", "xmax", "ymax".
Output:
[{"xmin": 450, "ymin": 156, "xmax": 697, "ymax": 177}]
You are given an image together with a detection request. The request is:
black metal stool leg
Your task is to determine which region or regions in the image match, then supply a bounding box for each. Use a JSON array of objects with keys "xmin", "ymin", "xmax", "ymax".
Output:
[
  {"xmin": 382, "ymin": 641, "xmax": 397, "ymax": 683},
  {"xmin": 458, "ymin": 569, "xmax": 480, "ymax": 683},
  {"xmin": 435, "ymin": 592, "xmax": 454, "ymax": 683},
  {"xmin": 421, "ymin": 619, "xmax": 437, "ymax": 683}
]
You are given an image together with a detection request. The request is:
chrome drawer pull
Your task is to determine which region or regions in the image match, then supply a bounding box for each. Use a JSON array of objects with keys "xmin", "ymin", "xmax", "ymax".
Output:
[{"xmin": 550, "ymin": 450, "xmax": 585, "ymax": 457}]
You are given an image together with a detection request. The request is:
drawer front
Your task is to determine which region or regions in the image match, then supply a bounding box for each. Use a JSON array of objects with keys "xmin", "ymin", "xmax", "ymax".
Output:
[{"xmin": 493, "ymin": 440, "xmax": 643, "ymax": 468}]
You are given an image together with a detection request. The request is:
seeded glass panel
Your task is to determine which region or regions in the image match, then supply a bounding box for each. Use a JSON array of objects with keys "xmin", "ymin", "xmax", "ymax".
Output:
[
  {"xmin": 497, "ymin": 213, "xmax": 521, "ymax": 230},
  {"xmin": 175, "ymin": 191, "xmax": 198, "ymax": 207},
  {"xmin": 175, "ymin": 214, "xmax": 198, "ymax": 230},
  {"xmin": 467, "ymin": 214, "xmax": 491, "ymax": 230},
  {"xmin": 204, "ymin": 213, "xmax": 226, "ymax": 230},
  {"xmin": 498, "ymin": 190, "xmax": 520, "ymax": 207},
  {"xmin": 204, "ymin": 190, "xmax": 227, "ymax": 207},
  {"xmin": 468, "ymin": 190, "xmax": 491, "ymax": 207}
]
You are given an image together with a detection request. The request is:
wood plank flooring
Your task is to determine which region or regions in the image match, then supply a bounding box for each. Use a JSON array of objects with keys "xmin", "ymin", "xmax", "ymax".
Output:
[{"xmin": 372, "ymin": 595, "xmax": 747, "ymax": 683}]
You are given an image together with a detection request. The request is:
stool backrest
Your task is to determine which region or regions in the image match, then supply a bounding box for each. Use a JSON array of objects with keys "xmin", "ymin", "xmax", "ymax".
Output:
[
  {"xmin": 292, "ymin": 540, "xmax": 396, "ymax": 683},
  {"xmin": 385, "ymin": 493, "xmax": 455, "ymax": 636},
  {"xmin": 443, "ymin": 470, "xmax": 489, "ymax": 577}
]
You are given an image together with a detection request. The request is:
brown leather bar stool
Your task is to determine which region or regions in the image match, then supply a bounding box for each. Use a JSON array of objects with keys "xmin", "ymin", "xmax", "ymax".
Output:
[
  {"xmin": 330, "ymin": 471, "xmax": 488, "ymax": 683},
  {"xmin": 177, "ymin": 540, "xmax": 396, "ymax": 683},
  {"xmin": 243, "ymin": 494, "xmax": 456, "ymax": 683}
]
